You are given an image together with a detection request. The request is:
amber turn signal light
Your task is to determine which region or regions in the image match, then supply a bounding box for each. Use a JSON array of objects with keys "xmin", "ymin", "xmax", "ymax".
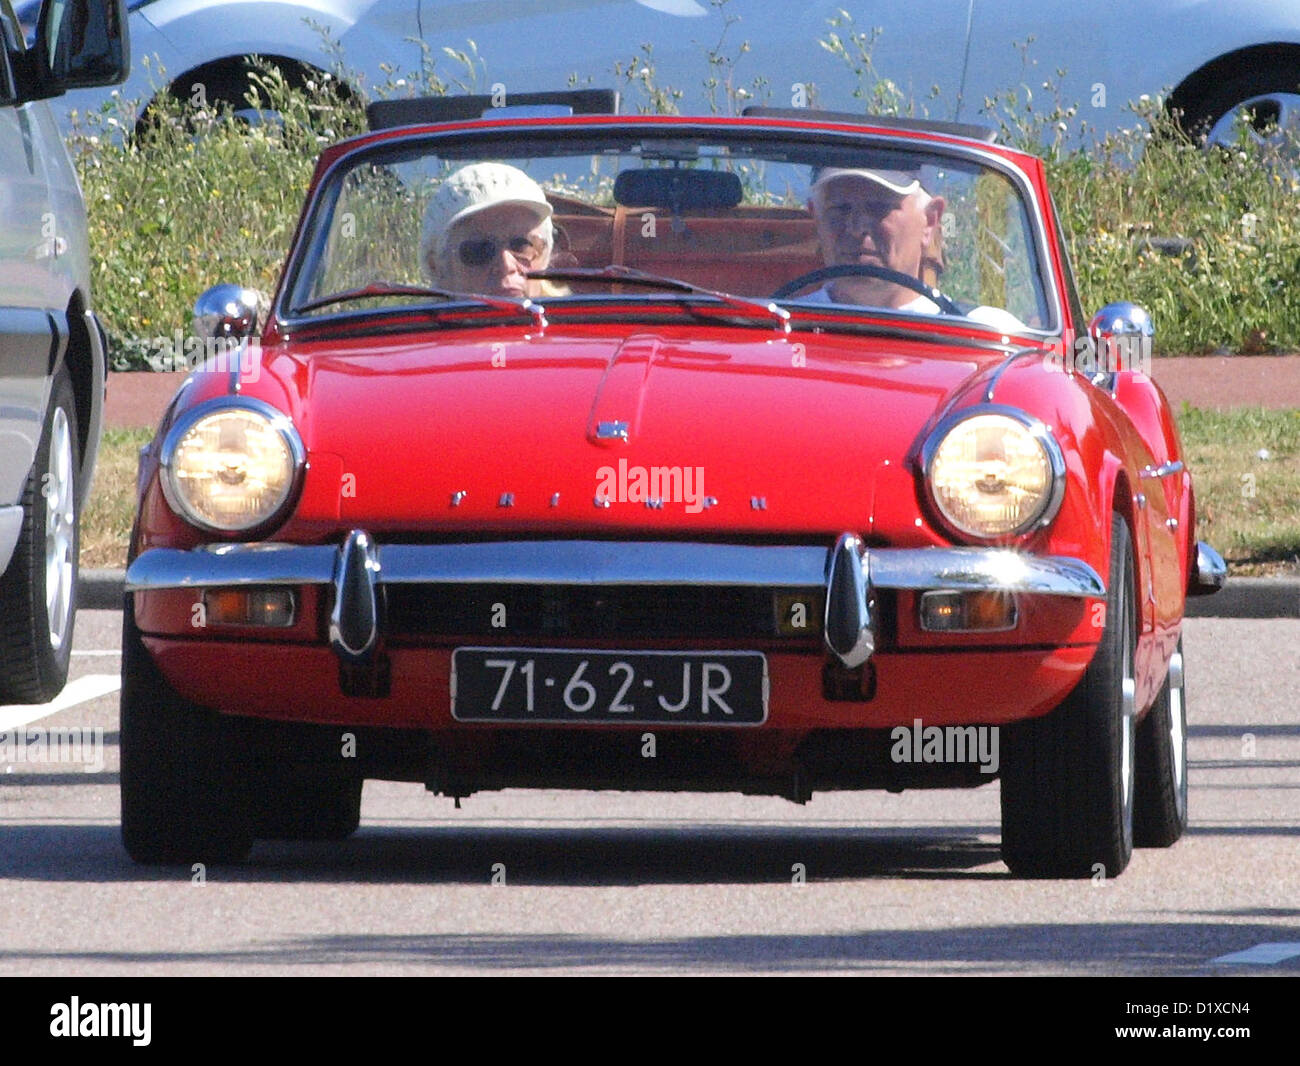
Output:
[
  {"xmin": 919, "ymin": 590, "xmax": 1016, "ymax": 632},
  {"xmin": 202, "ymin": 587, "xmax": 296, "ymax": 627}
]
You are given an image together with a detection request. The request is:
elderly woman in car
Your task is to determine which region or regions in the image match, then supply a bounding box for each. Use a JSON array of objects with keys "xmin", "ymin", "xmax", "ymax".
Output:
[{"xmin": 420, "ymin": 162, "xmax": 562, "ymax": 299}]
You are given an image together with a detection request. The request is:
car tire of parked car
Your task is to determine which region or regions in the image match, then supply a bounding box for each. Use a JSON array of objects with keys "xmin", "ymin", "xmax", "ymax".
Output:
[
  {"xmin": 0, "ymin": 363, "xmax": 79, "ymax": 705},
  {"xmin": 1000, "ymin": 515, "xmax": 1136, "ymax": 879},
  {"xmin": 1180, "ymin": 61, "xmax": 1300, "ymax": 151},
  {"xmin": 119, "ymin": 598, "xmax": 255, "ymax": 864},
  {"xmin": 252, "ymin": 775, "xmax": 362, "ymax": 841},
  {"xmin": 1133, "ymin": 634, "xmax": 1188, "ymax": 847}
]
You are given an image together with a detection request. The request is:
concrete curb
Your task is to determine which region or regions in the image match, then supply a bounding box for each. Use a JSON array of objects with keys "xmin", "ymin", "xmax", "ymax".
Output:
[{"xmin": 78, "ymin": 570, "xmax": 1300, "ymax": 619}]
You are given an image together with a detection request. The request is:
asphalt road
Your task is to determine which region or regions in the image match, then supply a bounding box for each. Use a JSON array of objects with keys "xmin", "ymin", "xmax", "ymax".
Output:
[{"xmin": 1, "ymin": 610, "xmax": 1296, "ymax": 976}]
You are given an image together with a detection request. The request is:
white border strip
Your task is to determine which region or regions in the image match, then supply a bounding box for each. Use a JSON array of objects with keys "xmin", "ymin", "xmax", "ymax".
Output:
[{"xmin": 1210, "ymin": 942, "xmax": 1300, "ymax": 965}]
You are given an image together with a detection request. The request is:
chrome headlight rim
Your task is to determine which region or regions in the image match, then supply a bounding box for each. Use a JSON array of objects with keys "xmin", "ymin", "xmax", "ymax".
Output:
[
  {"xmin": 920, "ymin": 404, "xmax": 1067, "ymax": 542},
  {"xmin": 159, "ymin": 396, "xmax": 307, "ymax": 537}
]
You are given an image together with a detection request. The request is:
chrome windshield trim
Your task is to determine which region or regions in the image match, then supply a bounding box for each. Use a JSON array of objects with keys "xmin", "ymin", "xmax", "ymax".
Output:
[{"xmin": 127, "ymin": 538, "xmax": 1103, "ymax": 598}]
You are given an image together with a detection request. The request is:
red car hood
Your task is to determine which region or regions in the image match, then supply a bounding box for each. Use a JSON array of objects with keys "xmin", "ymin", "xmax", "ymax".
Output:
[{"xmin": 275, "ymin": 324, "xmax": 1010, "ymax": 537}]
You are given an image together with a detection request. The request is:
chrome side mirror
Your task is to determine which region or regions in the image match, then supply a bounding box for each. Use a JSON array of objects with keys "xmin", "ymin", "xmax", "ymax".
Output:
[
  {"xmin": 1088, "ymin": 301, "xmax": 1154, "ymax": 376},
  {"xmin": 194, "ymin": 285, "xmax": 261, "ymax": 341}
]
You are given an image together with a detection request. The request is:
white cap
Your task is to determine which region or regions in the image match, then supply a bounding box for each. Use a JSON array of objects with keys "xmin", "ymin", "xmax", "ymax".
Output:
[
  {"xmin": 810, "ymin": 167, "xmax": 923, "ymax": 198},
  {"xmin": 420, "ymin": 162, "xmax": 553, "ymax": 268}
]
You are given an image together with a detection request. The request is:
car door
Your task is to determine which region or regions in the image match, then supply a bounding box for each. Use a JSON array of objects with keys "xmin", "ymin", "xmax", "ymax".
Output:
[{"xmin": 0, "ymin": 0, "xmax": 55, "ymax": 519}]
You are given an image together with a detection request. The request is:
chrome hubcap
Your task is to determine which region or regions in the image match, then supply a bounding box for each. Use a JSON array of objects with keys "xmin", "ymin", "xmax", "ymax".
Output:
[
  {"xmin": 1168, "ymin": 646, "xmax": 1187, "ymax": 814},
  {"xmin": 44, "ymin": 408, "xmax": 75, "ymax": 651},
  {"xmin": 1207, "ymin": 92, "xmax": 1300, "ymax": 158}
]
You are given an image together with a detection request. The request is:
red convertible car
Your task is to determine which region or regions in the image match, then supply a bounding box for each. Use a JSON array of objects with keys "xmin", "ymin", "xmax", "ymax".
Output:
[{"xmin": 121, "ymin": 92, "xmax": 1225, "ymax": 877}]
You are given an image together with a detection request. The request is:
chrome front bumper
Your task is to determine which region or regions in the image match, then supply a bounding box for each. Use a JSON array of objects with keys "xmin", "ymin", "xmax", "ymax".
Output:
[{"xmin": 126, "ymin": 531, "xmax": 1108, "ymax": 669}]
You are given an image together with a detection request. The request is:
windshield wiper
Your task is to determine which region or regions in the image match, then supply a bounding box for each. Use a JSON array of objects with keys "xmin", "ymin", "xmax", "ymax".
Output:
[
  {"xmin": 295, "ymin": 281, "xmax": 547, "ymax": 328},
  {"xmin": 525, "ymin": 265, "xmax": 791, "ymax": 334}
]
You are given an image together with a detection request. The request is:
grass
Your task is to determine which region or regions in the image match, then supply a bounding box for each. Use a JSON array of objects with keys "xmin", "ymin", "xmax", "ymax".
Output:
[
  {"xmin": 71, "ymin": 64, "xmax": 364, "ymax": 370},
  {"xmin": 1178, "ymin": 407, "xmax": 1300, "ymax": 575},
  {"xmin": 79, "ymin": 412, "xmax": 1299, "ymax": 574},
  {"xmin": 81, "ymin": 428, "xmax": 151, "ymax": 570}
]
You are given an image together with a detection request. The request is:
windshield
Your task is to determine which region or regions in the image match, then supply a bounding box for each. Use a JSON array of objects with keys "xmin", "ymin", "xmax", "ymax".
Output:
[{"xmin": 283, "ymin": 125, "xmax": 1056, "ymax": 334}]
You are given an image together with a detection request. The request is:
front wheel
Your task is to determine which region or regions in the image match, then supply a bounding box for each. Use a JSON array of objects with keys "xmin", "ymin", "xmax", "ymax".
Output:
[
  {"xmin": 0, "ymin": 363, "xmax": 80, "ymax": 703},
  {"xmin": 1134, "ymin": 635, "xmax": 1188, "ymax": 847},
  {"xmin": 119, "ymin": 599, "xmax": 254, "ymax": 864},
  {"xmin": 1000, "ymin": 515, "xmax": 1137, "ymax": 878},
  {"xmin": 1181, "ymin": 61, "xmax": 1300, "ymax": 157}
]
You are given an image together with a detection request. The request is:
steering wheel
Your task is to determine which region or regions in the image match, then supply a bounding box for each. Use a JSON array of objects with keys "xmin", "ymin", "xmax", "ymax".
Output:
[{"xmin": 772, "ymin": 264, "xmax": 962, "ymax": 315}]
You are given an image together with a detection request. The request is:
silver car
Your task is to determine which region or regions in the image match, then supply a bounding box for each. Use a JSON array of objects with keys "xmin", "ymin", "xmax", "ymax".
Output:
[
  {"xmin": 0, "ymin": 0, "xmax": 127, "ymax": 703},
  {"xmin": 23, "ymin": 0, "xmax": 1300, "ymax": 154}
]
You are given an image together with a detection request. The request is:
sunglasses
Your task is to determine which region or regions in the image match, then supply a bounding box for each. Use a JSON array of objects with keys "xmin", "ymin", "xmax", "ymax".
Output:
[{"xmin": 457, "ymin": 234, "xmax": 544, "ymax": 268}]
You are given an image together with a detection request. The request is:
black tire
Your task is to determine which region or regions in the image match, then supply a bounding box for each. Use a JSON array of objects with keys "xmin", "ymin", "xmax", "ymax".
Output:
[
  {"xmin": 135, "ymin": 60, "xmax": 304, "ymax": 141},
  {"xmin": 178, "ymin": 58, "xmax": 336, "ymax": 130},
  {"xmin": 119, "ymin": 598, "xmax": 254, "ymax": 864},
  {"xmin": 1000, "ymin": 515, "xmax": 1137, "ymax": 878},
  {"xmin": 1134, "ymin": 634, "xmax": 1188, "ymax": 847},
  {"xmin": 202, "ymin": 62, "xmax": 288, "ymax": 123},
  {"xmin": 0, "ymin": 363, "xmax": 80, "ymax": 704},
  {"xmin": 1179, "ymin": 60, "xmax": 1300, "ymax": 146},
  {"xmin": 253, "ymin": 776, "xmax": 362, "ymax": 841}
]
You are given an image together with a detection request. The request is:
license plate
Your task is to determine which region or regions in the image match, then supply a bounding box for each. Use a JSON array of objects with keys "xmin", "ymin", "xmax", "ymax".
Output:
[{"xmin": 451, "ymin": 648, "xmax": 768, "ymax": 724}]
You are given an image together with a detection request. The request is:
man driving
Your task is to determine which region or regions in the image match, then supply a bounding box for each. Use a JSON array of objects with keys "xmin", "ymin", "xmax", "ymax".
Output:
[
  {"xmin": 805, "ymin": 165, "xmax": 946, "ymax": 310},
  {"xmin": 420, "ymin": 162, "xmax": 555, "ymax": 298},
  {"xmin": 803, "ymin": 164, "xmax": 1027, "ymax": 333}
]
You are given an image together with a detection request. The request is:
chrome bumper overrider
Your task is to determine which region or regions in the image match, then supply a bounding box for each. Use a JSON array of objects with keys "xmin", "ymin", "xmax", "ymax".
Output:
[
  {"xmin": 125, "ymin": 531, "xmax": 1107, "ymax": 668},
  {"xmin": 1192, "ymin": 540, "xmax": 1227, "ymax": 596}
]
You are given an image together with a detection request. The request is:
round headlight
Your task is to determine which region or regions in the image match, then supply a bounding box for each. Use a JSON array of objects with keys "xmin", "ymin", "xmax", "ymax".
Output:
[
  {"xmin": 925, "ymin": 409, "xmax": 1064, "ymax": 539},
  {"xmin": 161, "ymin": 398, "xmax": 304, "ymax": 534}
]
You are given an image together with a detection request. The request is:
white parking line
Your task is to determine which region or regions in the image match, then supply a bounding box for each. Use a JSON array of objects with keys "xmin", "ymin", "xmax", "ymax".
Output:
[
  {"xmin": 1210, "ymin": 942, "xmax": 1300, "ymax": 965},
  {"xmin": 0, "ymin": 675, "xmax": 121, "ymax": 732}
]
